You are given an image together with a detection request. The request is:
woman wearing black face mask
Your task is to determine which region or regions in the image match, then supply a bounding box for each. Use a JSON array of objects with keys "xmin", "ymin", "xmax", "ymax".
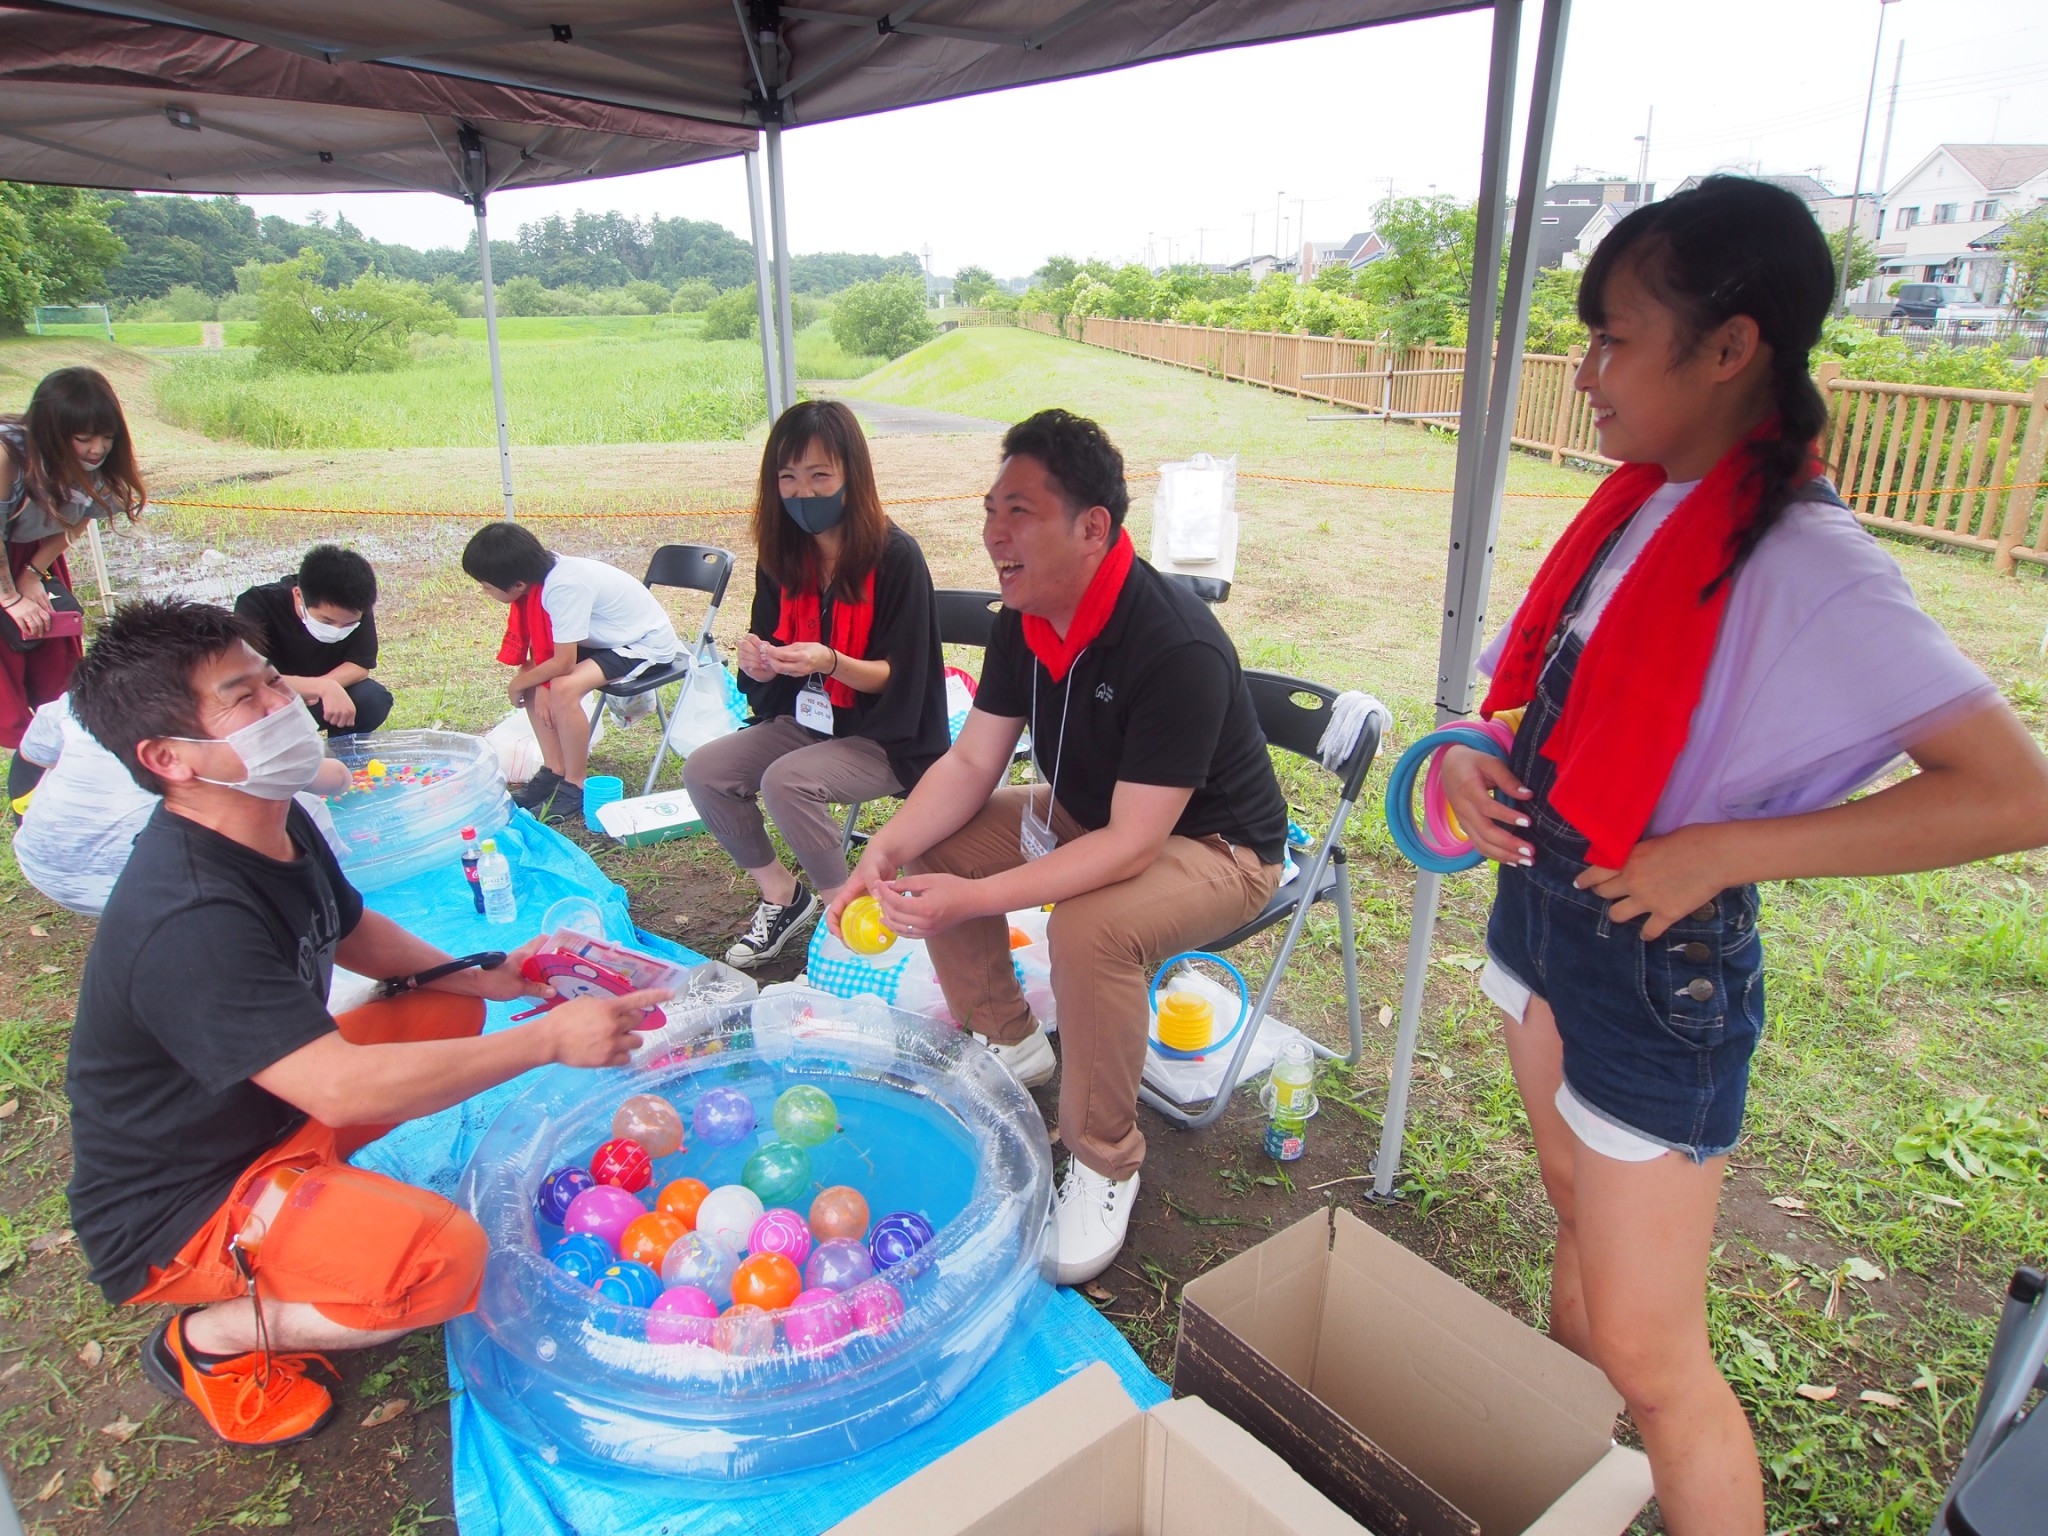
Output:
[{"xmin": 685, "ymin": 400, "xmax": 949, "ymax": 968}]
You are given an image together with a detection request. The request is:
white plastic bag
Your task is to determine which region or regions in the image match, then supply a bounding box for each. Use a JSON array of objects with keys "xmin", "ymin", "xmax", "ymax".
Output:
[
  {"xmin": 1150, "ymin": 453, "xmax": 1239, "ymax": 584},
  {"xmin": 663, "ymin": 656, "xmax": 746, "ymax": 760},
  {"xmin": 485, "ymin": 695, "xmax": 603, "ymax": 786}
]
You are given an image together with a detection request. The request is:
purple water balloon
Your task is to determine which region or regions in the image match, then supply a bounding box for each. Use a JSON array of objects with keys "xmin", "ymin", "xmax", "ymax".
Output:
[
  {"xmin": 692, "ymin": 1087, "xmax": 756, "ymax": 1148},
  {"xmin": 802, "ymin": 1237, "xmax": 875, "ymax": 1293},
  {"xmin": 561, "ymin": 1184, "xmax": 644, "ymax": 1252}
]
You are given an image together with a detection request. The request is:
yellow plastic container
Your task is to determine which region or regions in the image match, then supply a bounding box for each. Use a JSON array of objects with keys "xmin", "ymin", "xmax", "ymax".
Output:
[
  {"xmin": 1155, "ymin": 990, "xmax": 1216, "ymax": 1053},
  {"xmin": 841, "ymin": 895, "xmax": 897, "ymax": 956}
]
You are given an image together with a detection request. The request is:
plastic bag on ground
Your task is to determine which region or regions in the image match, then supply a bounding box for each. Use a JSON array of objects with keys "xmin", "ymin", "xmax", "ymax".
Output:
[
  {"xmin": 664, "ymin": 655, "xmax": 749, "ymax": 760},
  {"xmin": 485, "ymin": 696, "xmax": 602, "ymax": 786}
]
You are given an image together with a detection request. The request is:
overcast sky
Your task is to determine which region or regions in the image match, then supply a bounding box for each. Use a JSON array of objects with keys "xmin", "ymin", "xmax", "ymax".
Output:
[{"xmin": 240, "ymin": 0, "xmax": 2047, "ymax": 279}]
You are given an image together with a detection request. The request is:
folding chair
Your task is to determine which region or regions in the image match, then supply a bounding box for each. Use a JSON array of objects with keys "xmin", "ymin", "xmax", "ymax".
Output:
[
  {"xmin": 1938, "ymin": 1265, "xmax": 2048, "ymax": 1536},
  {"xmin": 585, "ymin": 543, "xmax": 734, "ymax": 795},
  {"xmin": 1137, "ymin": 671, "xmax": 1384, "ymax": 1130},
  {"xmin": 839, "ymin": 588, "xmax": 1027, "ymax": 852}
]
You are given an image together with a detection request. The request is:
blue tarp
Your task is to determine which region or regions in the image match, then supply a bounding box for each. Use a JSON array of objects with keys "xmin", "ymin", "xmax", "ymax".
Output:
[{"xmin": 354, "ymin": 810, "xmax": 1167, "ymax": 1536}]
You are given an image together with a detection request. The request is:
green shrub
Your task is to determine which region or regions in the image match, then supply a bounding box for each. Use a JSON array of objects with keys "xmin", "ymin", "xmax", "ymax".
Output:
[
  {"xmin": 671, "ymin": 279, "xmax": 717, "ymax": 312},
  {"xmin": 701, "ymin": 283, "xmax": 758, "ymax": 340},
  {"xmin": 253, "ymin": 253, "xmax": 455, "ymax": 372},
  {"xmin": 830, "ymin": 275, "xmax": 935, "ymax": 359}
]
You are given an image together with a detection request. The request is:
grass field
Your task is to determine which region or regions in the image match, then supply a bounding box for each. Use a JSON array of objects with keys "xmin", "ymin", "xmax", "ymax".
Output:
[{"xmin": 0, "ymin": 324, "xmax": 2043, "ymax": 1532}]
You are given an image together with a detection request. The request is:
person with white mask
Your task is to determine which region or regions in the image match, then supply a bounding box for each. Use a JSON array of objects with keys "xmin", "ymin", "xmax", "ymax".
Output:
[
  {"xmin": 63, "ymin": 600, "xmax": 663, "ymax": 1449},
  {"xmin": 235, "ymin": 545, "xmax": 391, "ymax": 737}
]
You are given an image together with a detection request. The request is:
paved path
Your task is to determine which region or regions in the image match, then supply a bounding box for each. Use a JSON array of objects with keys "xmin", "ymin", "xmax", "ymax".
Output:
[{"xmin": 810, "ymin": 390, "xmax": 1007, "ymax": 436}]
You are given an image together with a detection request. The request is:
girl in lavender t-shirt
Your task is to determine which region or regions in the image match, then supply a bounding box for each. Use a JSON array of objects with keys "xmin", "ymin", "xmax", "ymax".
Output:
[{"xmin": 1438, "ymin": 179, "xmax": 2048, "ymax": 1535}]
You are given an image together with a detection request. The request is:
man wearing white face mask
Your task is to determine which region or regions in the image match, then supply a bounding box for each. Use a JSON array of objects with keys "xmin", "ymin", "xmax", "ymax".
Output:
[
  {"xmin": 235, "ymin": 545, "xmax": 391, "ymax": 737},
  {"xmin": 64, "ymin": 601, "xmax": 663, "ymax": 1449}
]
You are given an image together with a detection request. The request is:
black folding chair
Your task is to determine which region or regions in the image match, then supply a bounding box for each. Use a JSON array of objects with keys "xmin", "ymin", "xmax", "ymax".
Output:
[
  {"xmin": 840, "ymin": 588, "xmax": 1028, "ymax": 852},
  {"xmin": 1137, "ymin": 671, "xmax": 1383, "ymax": 1130},
  {"xmin": 1938, "ymin": 1266, "xmax": 2048, "ymax": 1536},
  {"xmin": 585, "ymin": 544, "xmax": 734, "ymax": 795}
]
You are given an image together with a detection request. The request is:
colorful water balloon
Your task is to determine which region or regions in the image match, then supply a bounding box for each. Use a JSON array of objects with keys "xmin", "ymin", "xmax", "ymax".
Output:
[
  {"xmin": 694, "ymin": 1184, "xmax": 765, "ymax": 1253},
  {"xmin": 536, "ymin": 1165, "xmax": 594, "ymax": 1226},
  {"xmin": 655, "ymin": 1177, "xmax": 710, "ymax": 1229},
  {"xmin": 867, "ymin": 1211, "xmax": 934, "ymax": 1270},
  {"xmin": 646, "ymin": 1285, "xmax": 718, "ymax": 1346},
  {"xmin": 808, "ymin": 1185, "xmax": 869, "ymax": 1242},
  {"xmin": 730, "ymin": 1252, "xmax": 803, "ymax": 1312},
  {"xmin": 772, "ymin": 1085, "xmax": 839, "ymax": 1148},
  {"xmin": 548, "ymin": 1232, "xmax": 614, "ymax": 1286},
  {"xmin": 748, "ymin": 1207, "xmax": 813, "ymax": 1266},
  {"xmin": 714, "ymin": 1303, "xmax": 775, "ymax": 1356},
  {"xmin": 782, "ymin": 1288, "xmax": 852, "ymax": 1354},
  {"xmin": 612, "ymin": 1094, "xmax": 686, "ymax": 1158},
  {"xmin": 594, "ymin": 1261, "xmax": 663, "ymax": 1308},
  {"xmin": 741, "ymin": 1140, "xmax": 813, "ymax": 1207},
  {"xmin": 847, "ymin": 1279, "xmax": 906, "ymax": 1334},
  {"xmin": 803, "ymin": 1238, "xmax": 875, "ymax": 1293},
  {"xmin": 659, "ymin": 1232, "xmax": 739, "ymax": 1307},
  {"xmin": 692, "ymin": 1087, "xmax": 756, "ymax": 1147},
  {"xmin": 617, "ymin": 1211, "xmax": 689, "ymax": 1269},
  {"xmin": 561, "ymin": 1184, "xmax": 645, "ymax": 1251},
  {"xmin": 589, "ymin": 1136, "xmax": 653, "ymax": 1193}
]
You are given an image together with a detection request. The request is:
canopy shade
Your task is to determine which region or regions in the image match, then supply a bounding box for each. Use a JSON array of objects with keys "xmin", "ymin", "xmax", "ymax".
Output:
[
  {"xmin": 33, "ymin": 0, "xmax": 1481, "ymax": 131},
  {"xmin": 0, "ymin": 2, "xmax": 755, "ymax": 197}
]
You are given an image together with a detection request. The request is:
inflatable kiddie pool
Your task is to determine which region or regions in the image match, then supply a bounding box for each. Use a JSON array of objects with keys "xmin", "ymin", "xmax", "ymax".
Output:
[
  {"xmin": 447, "ymin": 990, "xmax": 1055, "ymax": 1481},
  {"xmin": 324, "ymin": 730, "xmax": 511, "ymax": 892}
]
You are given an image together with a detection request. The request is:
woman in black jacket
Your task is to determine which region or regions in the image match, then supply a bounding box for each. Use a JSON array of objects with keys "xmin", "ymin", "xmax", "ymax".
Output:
[{"xmin": 686, "ymin": 400, "xmax": 948, "ymax": 968}]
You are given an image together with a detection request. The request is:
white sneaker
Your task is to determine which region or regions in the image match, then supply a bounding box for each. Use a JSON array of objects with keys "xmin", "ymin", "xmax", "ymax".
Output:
[
  {"xmin": 1053, "ymin": 1158, "xmax": 1139, "ymax": 1286},
  {"xmin": 976, "ymin": 1025, "xmax": 1055, "ymax": 1089}
]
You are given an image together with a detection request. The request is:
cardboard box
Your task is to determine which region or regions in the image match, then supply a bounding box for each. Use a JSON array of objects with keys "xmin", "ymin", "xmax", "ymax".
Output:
[
  {"xmin": 594, "ymin": 789, "xmax": 706, "ymax": 847},
  {"xmin": 1172, "ymin": 1209, "xmax": 1653, "ymax": 1536},
  {"xmin": 829, "ymin": 1361, "xmax": 1371, "ymax": 1536}
]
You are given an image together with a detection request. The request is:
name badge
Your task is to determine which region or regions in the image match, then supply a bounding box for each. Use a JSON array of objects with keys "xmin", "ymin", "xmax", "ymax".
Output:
[
  {"xmin": 795, "ymin": 676, "xmax": 835, "ymax": 734},
  {"xmin": 1019, "ymin": 787, "xmax": 1058, "ymax": 861}
]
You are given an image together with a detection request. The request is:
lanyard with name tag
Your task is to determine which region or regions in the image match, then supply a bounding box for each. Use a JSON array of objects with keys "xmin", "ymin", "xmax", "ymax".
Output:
[
  {"xmin": 795, "ymin": 674, "xmax": 835, "ymax": 734},
  {"xmin": 1021, "ymin": 650, "xmax": 1083, "ymax": 861}
]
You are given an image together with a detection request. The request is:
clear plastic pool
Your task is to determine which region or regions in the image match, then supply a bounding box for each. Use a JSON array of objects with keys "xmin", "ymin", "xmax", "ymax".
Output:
[
  {"xmin": 447, "ymin": 990, "xmax": 1056, "ymax": 1481},
  {"xmin": 325, "ymin": 730, "xmax": 511, "ymax": 892}
]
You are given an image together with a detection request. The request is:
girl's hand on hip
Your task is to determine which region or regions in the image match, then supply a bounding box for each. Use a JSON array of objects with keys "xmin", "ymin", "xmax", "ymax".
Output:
[
  {"xmin": 1437, "ymin": 744, "xmax": 1534, "ymax": 866},
  {"xmin": 1575, "ymin": 825, "xmax": 1731, "ymax": 940}
]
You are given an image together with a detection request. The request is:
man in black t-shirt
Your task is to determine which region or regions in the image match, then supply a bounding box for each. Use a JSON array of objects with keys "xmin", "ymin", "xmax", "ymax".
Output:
[
  {"xmin": 64, "ymin": 601, "xmax": 661, "ymax": 1448},
  {"xmin": 829, "ymin": 411, "xmax": 1286, "ymax": 1286},
  {"xmin": 234, "ymin": 544, "xmax": 391, "ymax": 736}
]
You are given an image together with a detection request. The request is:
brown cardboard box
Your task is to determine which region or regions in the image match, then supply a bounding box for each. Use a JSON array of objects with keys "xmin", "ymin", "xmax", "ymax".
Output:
[
  {"xmin": 1173, "ymin": 1208, "xmax": 1653, "ymax": 1536},
  {"xmin": 828, "ymin": 1361, "xmax": 1373, "ymax": 1536}
]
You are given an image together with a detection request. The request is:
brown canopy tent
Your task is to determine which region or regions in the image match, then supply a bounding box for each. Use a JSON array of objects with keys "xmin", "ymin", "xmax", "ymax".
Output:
[{"xmin": 0, "ymin": 0, "xmax": 1575, "ymax": 1198}]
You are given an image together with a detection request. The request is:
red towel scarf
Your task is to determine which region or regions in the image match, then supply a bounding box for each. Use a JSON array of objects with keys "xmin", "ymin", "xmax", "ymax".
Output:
[
  {"xmin": 497, "ymin": 586, "xmax": 554, "ymax": 669},
  {"xmin": 777, "ymin": 573, "xmax": 875, "ymax": 708},
  {"xmin": 1022, "ymin": 529, "xmax": 1136, "ymax": 682},
  {"xmin": 1480, "ymin": 422, "xmax": 1795, "ymax": 868}
]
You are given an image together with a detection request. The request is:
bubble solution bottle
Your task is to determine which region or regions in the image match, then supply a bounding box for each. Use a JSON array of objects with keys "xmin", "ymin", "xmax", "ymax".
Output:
[
  {"xmin": 1264, "ymin": 1038, "xmax": 1315, "ymax": 1162},
  {"xmin": 460, "ymin": 826, "xmax": 485, "ymax": 914},
  {"xmin": 478, "ymin": 837, "xmax": 517, "ymax": 925}
]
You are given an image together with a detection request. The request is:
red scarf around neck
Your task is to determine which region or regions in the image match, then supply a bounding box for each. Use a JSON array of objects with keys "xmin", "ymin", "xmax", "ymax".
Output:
[
  {"xmin": 497, "ymin": 584, "xmax": 554, "ymax": 668},
  {"xmin": 1480, "ymin": 421, "xmax": 1802, "ymax": 868},
  {"xmin": 777, "ymin": 573, "xmax": 875, "ymax": 708},
  {"xmin": 1022, "ymin": 528, "xmax": 1136, "ymax": 682}
]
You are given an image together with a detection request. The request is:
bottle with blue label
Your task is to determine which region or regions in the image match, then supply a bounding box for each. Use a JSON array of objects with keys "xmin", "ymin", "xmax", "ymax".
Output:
[{"xmin": 1264, "ymin": 1039, "xmax": 1315, "ymax": 1161}]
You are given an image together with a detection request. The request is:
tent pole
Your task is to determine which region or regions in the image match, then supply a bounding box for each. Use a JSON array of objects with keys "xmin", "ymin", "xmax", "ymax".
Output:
[
  {"xmin": 764, "ymin": 121, "xmax": 799, "ymax": 413},
  {"xmin": 1374, "ymin": 0, "xmax": 1564, "ymax": 1201},
  {"xmin": 744, "ymin": 146, "xmax": 784, "ymax": 424},
  {"xmin": 473, "ymin": 200, "xmax": 516, "ymax": 521}
]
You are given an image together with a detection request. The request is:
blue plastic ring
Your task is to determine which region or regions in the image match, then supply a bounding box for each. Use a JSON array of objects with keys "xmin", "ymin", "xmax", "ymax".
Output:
[
  {"xmin": 1385, "ymin": 724, "xmax": 1513, "ymax": 874},
  {"xmin": 1146, "ymin": 950, "xmax": 1251, "ymax": 1060}
]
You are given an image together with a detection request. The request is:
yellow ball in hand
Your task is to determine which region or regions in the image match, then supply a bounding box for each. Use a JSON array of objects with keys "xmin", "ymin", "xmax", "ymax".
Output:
[{"xmin": 841, "ymin": 895, "xmax": 897, "ymax": 955}]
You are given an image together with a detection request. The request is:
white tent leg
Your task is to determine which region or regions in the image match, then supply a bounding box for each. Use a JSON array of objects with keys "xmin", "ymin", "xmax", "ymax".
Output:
[
  {"xmin": 745, "ymin": 146, "xmax": 784, "ymax": 424},
  {"xmin": 764, "ymin": 122, "xmax": 799, "ymax": 413},
  {"xmin": 1373, "ymin": 0, "xmax": 1573, "ymax": 1201},
  {"xmin": 84, "ymin": 518, "xmax": 115, "ymax": 617},
  {"xmin": 474, "ymin": 202, "xmax": 516, "ymax": 520}
]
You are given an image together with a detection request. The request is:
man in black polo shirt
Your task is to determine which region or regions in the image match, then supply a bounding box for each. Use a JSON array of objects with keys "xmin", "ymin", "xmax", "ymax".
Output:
[
  {"xmin": 235, "ymin": 545, "xmax": 391, "ymax": 735},
  {"xmin": 830, "ymin": 409, "xmax": 1285, "ymax": 1284}
]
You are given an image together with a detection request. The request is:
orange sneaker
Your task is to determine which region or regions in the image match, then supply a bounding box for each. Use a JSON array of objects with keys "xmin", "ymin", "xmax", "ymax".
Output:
[{"xmin": 142, "ymin": 1311, "xmax": 337, "ymax": 1446}]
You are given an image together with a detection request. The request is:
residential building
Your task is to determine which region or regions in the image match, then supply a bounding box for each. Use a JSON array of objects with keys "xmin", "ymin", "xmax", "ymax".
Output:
[
  {"xmin": 1533, "ymin": 180, "xmax": 1652, "ymax": 270},
  {"xmin": 1877, "ymin": 144, "xmax": 2048, "ymax": 304},
  {"xmin": 1298, "ymin": 231, "xmax": 1386, "ymax": 282}
]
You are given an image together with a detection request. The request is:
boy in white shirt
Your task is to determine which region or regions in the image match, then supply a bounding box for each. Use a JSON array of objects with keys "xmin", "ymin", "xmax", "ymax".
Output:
[{"xmin": 461, "ymin": 523, "xmax": 680, "ymax": 824}]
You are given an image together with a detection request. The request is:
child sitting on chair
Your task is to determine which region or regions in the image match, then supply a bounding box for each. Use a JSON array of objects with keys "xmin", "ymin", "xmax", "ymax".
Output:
[{"xmin": 461, "ymin": 524, "xmax": 681, "ymax": 825}]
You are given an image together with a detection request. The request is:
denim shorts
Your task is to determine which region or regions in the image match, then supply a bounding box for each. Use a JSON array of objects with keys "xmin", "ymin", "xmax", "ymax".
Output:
[{"xmin": 1485, "ymin": 852, "xmax": 1765, "ymax": 1161}]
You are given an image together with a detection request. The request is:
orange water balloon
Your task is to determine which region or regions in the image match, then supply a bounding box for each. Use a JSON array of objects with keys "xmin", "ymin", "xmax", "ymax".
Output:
[{"xmin": 808, "ymin": 1185, "xmax": 870, "ymax": 1242}]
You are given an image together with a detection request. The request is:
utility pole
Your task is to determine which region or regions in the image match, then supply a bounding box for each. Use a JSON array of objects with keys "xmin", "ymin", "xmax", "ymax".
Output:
[
  {"xmin": 1873, "ymin": 39, "xmax": 1904, "ymax": 231},
  {"xmin": 1195, "ymin": 226, "xmax": 1213, "ymax": 265},
  {"xmin": 1633, "ymin": 106, "xmax": 1653, "ymax": 201},
  {"xmin": 1294, "ymin": 195, "xmax": 1306, "ymax": 267},
  {"xmin": 1274, "ymin": 190, "xmax": 1285, "ymax": 262},
  {"xmin": 1246, "ymin": 212, "xmax": 1256, "ymax": 264},
  {"xmin": 1841, "ymin": 0, "xmax": 1903, "ymax": 314}
]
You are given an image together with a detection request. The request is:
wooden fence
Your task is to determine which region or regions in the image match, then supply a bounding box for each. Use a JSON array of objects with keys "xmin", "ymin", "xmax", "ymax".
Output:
[{"xmin": 983, "ymin": 311, "xmax": 2048, "ymax": 574}]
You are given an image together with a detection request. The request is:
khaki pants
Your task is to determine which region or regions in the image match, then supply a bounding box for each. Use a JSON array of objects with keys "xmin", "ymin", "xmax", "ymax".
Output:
[
  {"xmin": 684, "ymin": 716, "xmax": 904, "ymax": 895},
  {"xmin": 912, "ymin": 787, "xmax": 1280, "ymax": 1180}
]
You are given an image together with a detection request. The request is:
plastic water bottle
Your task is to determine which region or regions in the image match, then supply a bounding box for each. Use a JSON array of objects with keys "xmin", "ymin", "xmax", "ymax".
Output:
[
  {"xmin": 1265, "ymin": 1039, "xmax": 1315, "ymax": 1162},
  {"xmin": 478, "ymin": 838, "xmax": 517, "ymax": 925},
  {"xmin": 460, "ymin": 826, "xmax": 484, "ymax": 914}
]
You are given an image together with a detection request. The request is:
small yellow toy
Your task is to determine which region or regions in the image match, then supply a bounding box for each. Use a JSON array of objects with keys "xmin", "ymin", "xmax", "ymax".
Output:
[
  {"xmin": 841, "ymin": 895, "xmax": 897, "ymax": 955},
  {"xmin": 365, "ymin": 759, "xmax": 388, "ymax": 779},
  {"xmin": 1155, "ymin": 990, "xmax": 1216, "ymax": 1054}
]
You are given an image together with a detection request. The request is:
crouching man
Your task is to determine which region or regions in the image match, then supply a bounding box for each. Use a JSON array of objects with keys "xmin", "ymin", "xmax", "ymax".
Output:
[
  {"xmin": 829, "ymin": 411, "xmax": 1288, "ymax": 1284},
  {"xmin": 64, "ymin": 600, "xmax": 661, "ymax": 1446}
]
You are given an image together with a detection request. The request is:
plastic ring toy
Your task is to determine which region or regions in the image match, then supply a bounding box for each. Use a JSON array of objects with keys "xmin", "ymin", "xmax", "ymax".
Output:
[
  {"xmin": 1385, "ymin": 719, "xmax": 1518, "ymax": 874},
  {"xmin": 1145, "ymin": 951, "xmax": 1250, "ymax": 1061}
]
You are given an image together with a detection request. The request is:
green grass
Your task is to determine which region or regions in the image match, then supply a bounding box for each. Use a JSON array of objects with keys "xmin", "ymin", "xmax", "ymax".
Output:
[{"xmin": 149, "ymin": 316, "xmax": 883, "ymax": 449}]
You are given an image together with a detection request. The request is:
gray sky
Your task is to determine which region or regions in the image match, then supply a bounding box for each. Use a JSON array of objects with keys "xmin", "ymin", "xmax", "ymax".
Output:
[{"xmin": 242, "ymin": 0, "xmax": 2047, "ymax": 278}]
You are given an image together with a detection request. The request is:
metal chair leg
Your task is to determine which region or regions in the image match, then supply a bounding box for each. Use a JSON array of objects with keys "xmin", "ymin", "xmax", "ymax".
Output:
[
  {"xmin": 840, "ymin": 801, "xmax": 865, "ymax": 857},
  {"xmin": 642, "ymin": 691, "xmax": 673, "ymax": 795}
]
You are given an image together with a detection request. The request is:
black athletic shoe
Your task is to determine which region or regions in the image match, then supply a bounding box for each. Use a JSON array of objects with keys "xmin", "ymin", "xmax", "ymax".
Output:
[
  {"xmin": 537, "ymin": 781, "xmax": 585, "ymax": 826},
  {"xmin": 512, "ymin": 767, "xmax": 560, "ymax": 809},
  {"xmin": 725, "ymin": 885, "xmax": 819, "ymax": 968}
]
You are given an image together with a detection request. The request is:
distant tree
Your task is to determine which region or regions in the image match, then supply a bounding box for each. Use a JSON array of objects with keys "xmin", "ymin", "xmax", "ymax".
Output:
[
  {"xmin": 0, "ymin": 182, "xmax": 125, "ymax": 331},
  {"xmin": 622, "ymin": 279, "xmax": 673, "ymax": 314},
  {"xmin": 1523, "ymin": 265, "xmax": 1587, "ymax": 355},
  {"xmin": 953, "ymin": 264, "xmax": 1001, "ymax": 307},
  {"xmin": 496, "ymin": 274, "xmax": 551, "ymax": 317},
  {"xmin": 671, "ymin": 278, "xmax": 717, "ymax": 312},
  {"xmin": 1354, "ymin": 195, "xmax": 1479, "ymax": 346},
  {"xmin": 701, "ymin": 283, "xmax": 759, "ymax": 340},
  {"xmin": 254, "ymin": 253, "xmax": 454, "ymax": 371},
  {"xmin": 1999, "ymin": 205, "xmax": 2048, "ymax": 320},
  {"xmin": 831, "ymin": 275, "xmax": 935, "ymax": 358},
  {"xmin": 1034, "ymin": 255, "xmax": 1083, "ymax": 290},
  {"xmin": 1826, "ymin": 225, "xmax": 1878, "ymax": 298}
]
